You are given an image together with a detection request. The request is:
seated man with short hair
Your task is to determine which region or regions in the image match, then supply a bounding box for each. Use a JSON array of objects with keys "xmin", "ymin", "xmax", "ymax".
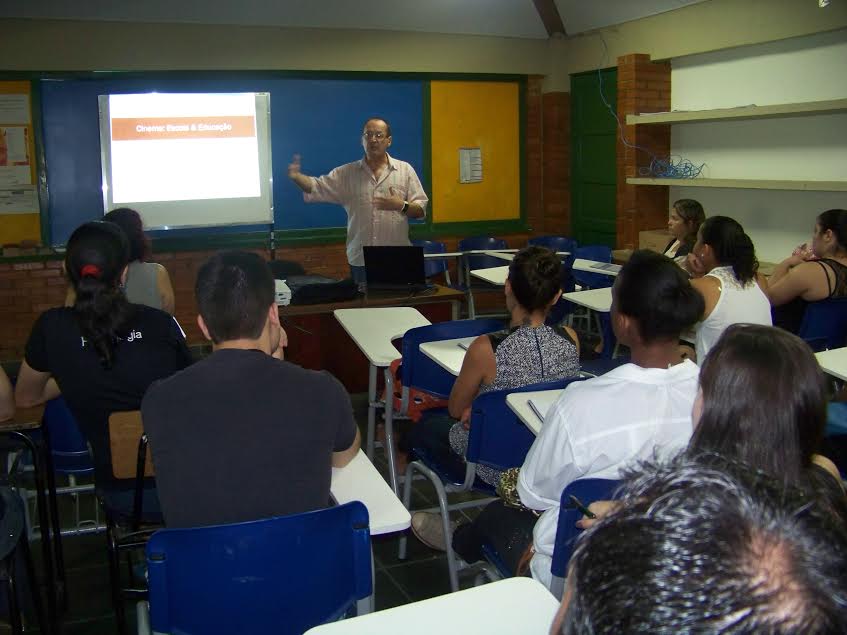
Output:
[
  {"xmin": 142, "ymin": 250, "xmax": 360, "ymax": 528},
  {"xmin": 553, "ymin": 454, "xmax": 847, "ymax": 634}
]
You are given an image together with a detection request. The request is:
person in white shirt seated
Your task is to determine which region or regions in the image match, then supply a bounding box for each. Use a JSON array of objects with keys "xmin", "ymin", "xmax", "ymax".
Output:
[
  {"xmin": 450, "ymin": 250, "xmax": 704, "ymax": 588},
  {"xmin": 688, "ymin": 215, "xmax": 771, "ymax": 362}
]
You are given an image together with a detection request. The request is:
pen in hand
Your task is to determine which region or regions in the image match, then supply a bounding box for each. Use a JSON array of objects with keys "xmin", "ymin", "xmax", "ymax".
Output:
[{"xmin": 569, "ymin": 494, "xmax": 597, "ymax": 519}]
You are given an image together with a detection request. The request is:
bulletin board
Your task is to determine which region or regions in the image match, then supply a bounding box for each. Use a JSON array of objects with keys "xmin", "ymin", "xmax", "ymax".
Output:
[
  {"xmin": 429, "ymin": 80, "xmax": 521, "ymax": 224},
  {"xmin": 0, "ymin": 80, "xmax": 40, "ymax": 244}
]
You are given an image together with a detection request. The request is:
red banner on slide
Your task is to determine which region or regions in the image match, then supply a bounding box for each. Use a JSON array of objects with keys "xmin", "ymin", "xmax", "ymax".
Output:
[{"xmin": 111, "ymin": 116, "xmax": 256, "ymax": 141}]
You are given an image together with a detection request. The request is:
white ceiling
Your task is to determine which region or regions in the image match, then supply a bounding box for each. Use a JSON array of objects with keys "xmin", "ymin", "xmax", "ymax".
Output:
[{"xmin": 0, "ymin": 0, "xmax": 710, "ymax": 39}]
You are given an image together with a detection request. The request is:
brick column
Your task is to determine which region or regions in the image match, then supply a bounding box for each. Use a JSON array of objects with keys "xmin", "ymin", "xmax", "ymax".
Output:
[
  {"xmin": 526, "ymin": 76, "xmax": 544, "ymax": 233},
  {"xmin": 616, "ymin": 54, "xmax": 671, "ymax": 250},
  {"xmin": 542, "ymin": 91, "xmax": 570, "ymax": 236}
]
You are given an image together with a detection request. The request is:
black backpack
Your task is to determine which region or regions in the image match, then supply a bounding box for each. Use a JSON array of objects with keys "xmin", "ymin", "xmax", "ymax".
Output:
[{"xmin": 285, "ymin": 275, "xmax": 360, "ymax": 305}]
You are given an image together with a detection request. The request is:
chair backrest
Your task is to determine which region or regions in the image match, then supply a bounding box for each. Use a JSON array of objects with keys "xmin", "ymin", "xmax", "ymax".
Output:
[
  {"xmin": 573, "ymin": 245, "xmax": 614, "ymax": 289},
  {"xmin": 459, "ymin": 236, "xmax": 509, "ymax": 271},
  {"xmin": 549, "ymin": 478, "xmax": 621, "ymax": 597},
  {"xmin": 528, "ymin": 235, "xmax": 578, "ymax": 269},
  {"xmin": 108, "ymin": 411, "xmax": 153, "ymax": 480},
  {"xmin": 146, "ymin": 501, "xmax": 372, "ymax": 635},
  {"xmin": 401, "ymin": 319, "xmax": 505, "ymax": 397},
  {"xmin": 268, "ymin": 259, "xmax": 306, "ymax": 279},
  {"xmin": 42, "ymin": 397, "xmax": 94, "ymax": 474},
  {"xmin": 798, "ymin": 296, "xmax": 847, "ymax": 351},
  {"xmin": 412, "ymin": 239, "xmax": 449, "ymax": 279},
  {"xmin": 466, "ymin": 376, "xmax": 587, "ymax": 472}
]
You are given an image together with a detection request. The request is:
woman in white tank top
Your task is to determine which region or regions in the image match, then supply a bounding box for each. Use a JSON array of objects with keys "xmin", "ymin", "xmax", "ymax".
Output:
[{"xmin": 689, "ymin": 216, "xmax": 771, "ymax": 362}]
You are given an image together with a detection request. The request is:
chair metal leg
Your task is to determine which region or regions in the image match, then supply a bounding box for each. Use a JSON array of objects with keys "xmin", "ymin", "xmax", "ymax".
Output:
[
  {"xmin": 6, "ymin": 555, "xmax": 22, "ymax": 635},
  {"xmin": 136, "ymin": 600, "xmax": 152, "ymax": 635},
  {"xmin": 106, "ymin": 523, "xmax": 129, "ymax": 635},
  {"xmin": 382, "ymin": 368, "xmax": 399, "ymax": 494},
  {"xmin": 398, "ymin": 461, "xmax": 417, "ymax": 561},
  {"xmin": 39, "ymin": 422, "xmax": 67, "ymax": 611},
  {"xmin": 366, "ymin": 364, "xmax": 378, "ymax": 461},
  {"xmin": 19, "ymin": 535, "xmax": 47, "ymax": 635}
]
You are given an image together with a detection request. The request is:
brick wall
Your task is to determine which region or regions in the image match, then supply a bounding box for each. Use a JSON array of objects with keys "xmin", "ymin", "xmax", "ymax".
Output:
[
  {"xmin": 616, "ymin": 53, "xmax": 671, "ymax": 250},
  {"xmin": 542, "ymin": 91, "xmax": 570, "ymax": 236}
]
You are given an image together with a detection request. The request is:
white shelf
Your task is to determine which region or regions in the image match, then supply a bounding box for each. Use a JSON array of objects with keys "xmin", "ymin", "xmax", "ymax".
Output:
[
  {"xmin": 626, "ymin": 98, "xmax": 847, "ymax": 125},
  {"xmin": 626, "ymin": 177, "xmax": 847, "ymax": 192}
]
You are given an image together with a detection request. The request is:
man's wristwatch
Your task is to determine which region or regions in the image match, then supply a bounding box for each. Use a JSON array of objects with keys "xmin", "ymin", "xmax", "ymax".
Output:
[{"xmin": 401, "ymin": 201, "xmax": 409, "ymax": 215}]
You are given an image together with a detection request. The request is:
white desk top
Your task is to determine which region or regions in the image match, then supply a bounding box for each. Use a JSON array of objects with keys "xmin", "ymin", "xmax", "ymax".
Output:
[
  {"xmin": 331, "ymin": 450, "xmax": 410, "ymax": 536},
  {"xmin": 816, "ymin": 347, "xmax": 847, "ymax": 382},
  {"xmin": 572, "ymin": 258, "xmax": 621, "ymax": 276},
  {"xmin": 485, "ymin": 251, "xmax": 515, "ymax": 262},
  {"xmin": 424, "ymin": 252, "xmax": 463, "ymax": 259},
  {"xmin": 464, "ymin": 248, "xmax": 519, "ymax": 255},
  {"xmin": 419, "ymin": 336, "xmax": 476, "ymax": 377},
  {"xmin": 303, "ymin": 577, "xmax": 559, "ymax": 634},
  {"xmin": 562, "ymin": 287, "xmax": 612, "ymax": 312},
  {"xmin": 470, "ymin": 265, "xmax": 509, "ymax": 286},
  {"xmin": 506, "ymin": 389, "xmax": 564, "ymax": 435},
  {"xmin": 334, "ymin": 307, "xmax": 431, "ymax": 367}
]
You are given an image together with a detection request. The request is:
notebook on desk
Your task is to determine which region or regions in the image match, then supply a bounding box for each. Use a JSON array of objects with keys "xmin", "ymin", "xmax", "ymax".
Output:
[{"xmin": 363, "ymin": 246, "xmax": 428, "ymax": 292}]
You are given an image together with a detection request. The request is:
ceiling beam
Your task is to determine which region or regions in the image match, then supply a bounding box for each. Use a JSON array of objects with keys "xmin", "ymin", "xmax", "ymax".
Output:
[{"xmin": 532, "ymin": 0, "xmax": 567, "ymax": 37}]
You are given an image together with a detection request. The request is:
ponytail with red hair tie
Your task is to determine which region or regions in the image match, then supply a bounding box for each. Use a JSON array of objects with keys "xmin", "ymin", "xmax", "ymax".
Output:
[{"xmin": 80, "ymin": 264, "xmax": 102, "ymax": 279}]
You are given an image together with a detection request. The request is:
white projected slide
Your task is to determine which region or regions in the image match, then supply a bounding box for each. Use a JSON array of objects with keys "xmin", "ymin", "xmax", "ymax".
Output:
[{"xmin": 99, "ymin": 92, "xmax": 273, "ymax": 229}]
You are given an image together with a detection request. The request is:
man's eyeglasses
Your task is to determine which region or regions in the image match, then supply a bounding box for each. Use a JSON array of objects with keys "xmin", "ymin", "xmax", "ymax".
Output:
[{"xmin": 362, "ymin": 132, "xmax": 387, "ymax": 140}]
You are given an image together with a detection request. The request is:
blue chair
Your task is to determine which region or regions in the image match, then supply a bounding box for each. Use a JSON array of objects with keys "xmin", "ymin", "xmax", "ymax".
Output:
[
  {"xmin": 797, "ymin": 296, "xmax": 847, "ymax": 352},
  {"xmin": 549, "ymin": 478, "xmax": 621, "ymax": 599},
  {"xmin": 412, "ymin": 239, "xmax": 453, "ymax": 285},
  {"xmin": 379, "ymin": 318, "xmax": 504, "ymax": 493},
  {"xmin": 145, "ymin": 502, "xmax": 372, "ymax": 635},
  {"xmin": 458, "ymin": 237, "xmax": 509, "ymax": 319},
  {"xmin": 528, "ymin": 235, "xmax": 577, "ymax": 270},
  {"xmin": 400, "ymin": 376, "xmax": 587, "ymax": 591}
]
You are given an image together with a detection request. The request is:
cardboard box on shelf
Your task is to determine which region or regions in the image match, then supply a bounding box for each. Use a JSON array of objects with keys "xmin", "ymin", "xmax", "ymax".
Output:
[{"xmin": 639, "ymin": 229, "xmax": 672, "ymax": 254}]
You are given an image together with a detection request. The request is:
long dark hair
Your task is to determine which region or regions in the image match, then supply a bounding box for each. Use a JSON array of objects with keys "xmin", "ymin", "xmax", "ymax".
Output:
[
  {"xmin": 507, "ymin": 245, "xmax": 562, "ymax": 313},
  {"xmin": 103, "ymin": 207, "xmax": 151, "ymax": 262},
  {"xmin": 66, "ymin": 222, "xmax": 133, "ymax": 369},
  {"xmin": 699, "ymin": 215, "xmax": 758, "ymax": 284},
  {"xmin": 817, "ymin": 209, "xmax": 847, "ymax": 253},
  {"xmin": 689, "ymin": 324, "xmax": 826, "ymax": 485},
  {"xmin": 672, "ymin": 198, "xmax": 705, "ymax": 249}
]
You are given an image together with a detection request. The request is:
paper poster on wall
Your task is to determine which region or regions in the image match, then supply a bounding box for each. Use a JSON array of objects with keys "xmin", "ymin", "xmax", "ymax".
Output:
[
  {"xmin": 0, "ymin": 186, "xmax": 38, "ymax": 213},
  {"xmin": 0, "ymin": 94, "xmax": 31, "ymax": 125},
  {"xmin": 459, "ymin": 147, "xmax": 483, "ymax": 183},
  {"xmin": 0, "ymin": 126, "xmax": 33, "ymax": 187}
]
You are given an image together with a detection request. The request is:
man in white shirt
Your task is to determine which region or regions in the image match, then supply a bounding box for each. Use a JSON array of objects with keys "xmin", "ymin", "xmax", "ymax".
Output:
[
  {"xmin": 288, "ymin": 117, "xmax": 428, "ymax": 283},
  {"xmin": 450, "ymin": 251, "xmax": 705, "ymax": 589}
]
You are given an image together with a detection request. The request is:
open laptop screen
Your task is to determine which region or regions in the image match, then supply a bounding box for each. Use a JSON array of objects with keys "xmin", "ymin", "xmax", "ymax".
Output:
[{"xmin": 363, "ymin": 246, "xmax": 426, "ymax": 289}]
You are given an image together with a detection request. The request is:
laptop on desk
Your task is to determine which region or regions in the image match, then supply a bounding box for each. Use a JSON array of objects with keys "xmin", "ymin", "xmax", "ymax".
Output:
[{"xmin": 363, "ymin": 245, "xmax": 428, "ymax": 293}]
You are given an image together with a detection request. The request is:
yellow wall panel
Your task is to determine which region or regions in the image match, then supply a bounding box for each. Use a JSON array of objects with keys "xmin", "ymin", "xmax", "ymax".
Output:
[
  {"xmin": 430, "ymin": 81, "xmax": 520, "ymax": 224},
  {"xmin": 0, "ymin": 214, "xmax": 41, "ymax": 245}
]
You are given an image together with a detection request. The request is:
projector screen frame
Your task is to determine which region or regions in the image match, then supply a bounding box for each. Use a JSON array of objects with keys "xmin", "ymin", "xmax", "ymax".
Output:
[{"xmin": 97, "ymin": 91, "xmax": 274, "ymax": 233}]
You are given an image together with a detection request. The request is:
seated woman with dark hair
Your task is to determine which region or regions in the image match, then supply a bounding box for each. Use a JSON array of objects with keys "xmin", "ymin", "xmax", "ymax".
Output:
[
  {"xmin": 16, "ymin": 221, "xmax": 191, "ymax": 510},
  {"xmin": 766, "ymin": 209, "xmax": 847, "ymax": 333},
  {"xmin": 689, "ymin": 215, "xmax": 771, "ymax": 362},
  {"xmin": 409, "ymin": 245, "xmax": 580, "ymax": 549},
  {"xmin": 444, "ymin": 250, "xmax": 705, "ymax": 586},
  {"xmin": 664, "ymin": 198, "xmax": 705, "ymax": 260}
]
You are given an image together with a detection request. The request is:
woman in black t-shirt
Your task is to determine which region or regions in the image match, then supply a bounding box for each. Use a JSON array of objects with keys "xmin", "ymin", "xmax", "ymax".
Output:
[{"xmin": 15, "ymin": 221, "xmax": 191, "ymax": 505}]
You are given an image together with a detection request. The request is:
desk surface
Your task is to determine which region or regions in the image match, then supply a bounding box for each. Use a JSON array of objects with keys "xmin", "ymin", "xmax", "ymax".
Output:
[
  {"xmin": 419, "ymin": 336, "xmax": 477, "ymax": 377},
  {"xmin": 470, "ymin": 266, "xmax": 509, "ymax": 286},
  {"xmin": 817, "ymin": 347, "xmax": 847, "ymax": 382},
  {"xmin": 334, "ymin": 307, "xmax": 431, "ymax": 367},
  {"xmin": 303, "ymin": 577, "xmax": 559, "ymax": 634},
  {"xmin": 279, "ymin": 285, "xmax": 464, "ymax": 317},
  {"xmin": 563, "ymin": 287, "xmax": 612, "ymax": 312},
  {"xmin": 331, "ymin": 450, "xmax": 410, "ymax": 535},
  {"xmin": 506, "ymin": 389, "xmax": 564, "ymax": 436},
  {"xmin": 572, "ymin": 259, "xmax": 621, "ymax": 276},
  {"xmin": 0, "ymin": 405, "xmax": 45, "ymax": 432}
]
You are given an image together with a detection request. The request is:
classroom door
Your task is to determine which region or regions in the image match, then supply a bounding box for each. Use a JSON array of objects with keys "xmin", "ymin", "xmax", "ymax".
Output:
[{"xmin": 570, "ymin": 69, "xmax": 617, "ymax": 247}]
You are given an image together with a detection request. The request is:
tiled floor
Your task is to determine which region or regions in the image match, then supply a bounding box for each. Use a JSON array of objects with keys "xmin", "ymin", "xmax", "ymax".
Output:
[{"xmin": 5, "ymin": 392, "xmax": 490, "ymax": 633}]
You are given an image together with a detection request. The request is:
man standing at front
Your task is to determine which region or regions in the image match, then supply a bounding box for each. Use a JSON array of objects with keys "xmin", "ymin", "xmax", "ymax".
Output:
[
  {"xmin": 288, "ymin": 117, "xmax": 428, "ymax": 283},
  {"xmin": 141, "ymin": 250, "xmax": 360, "ymax": 528}
]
